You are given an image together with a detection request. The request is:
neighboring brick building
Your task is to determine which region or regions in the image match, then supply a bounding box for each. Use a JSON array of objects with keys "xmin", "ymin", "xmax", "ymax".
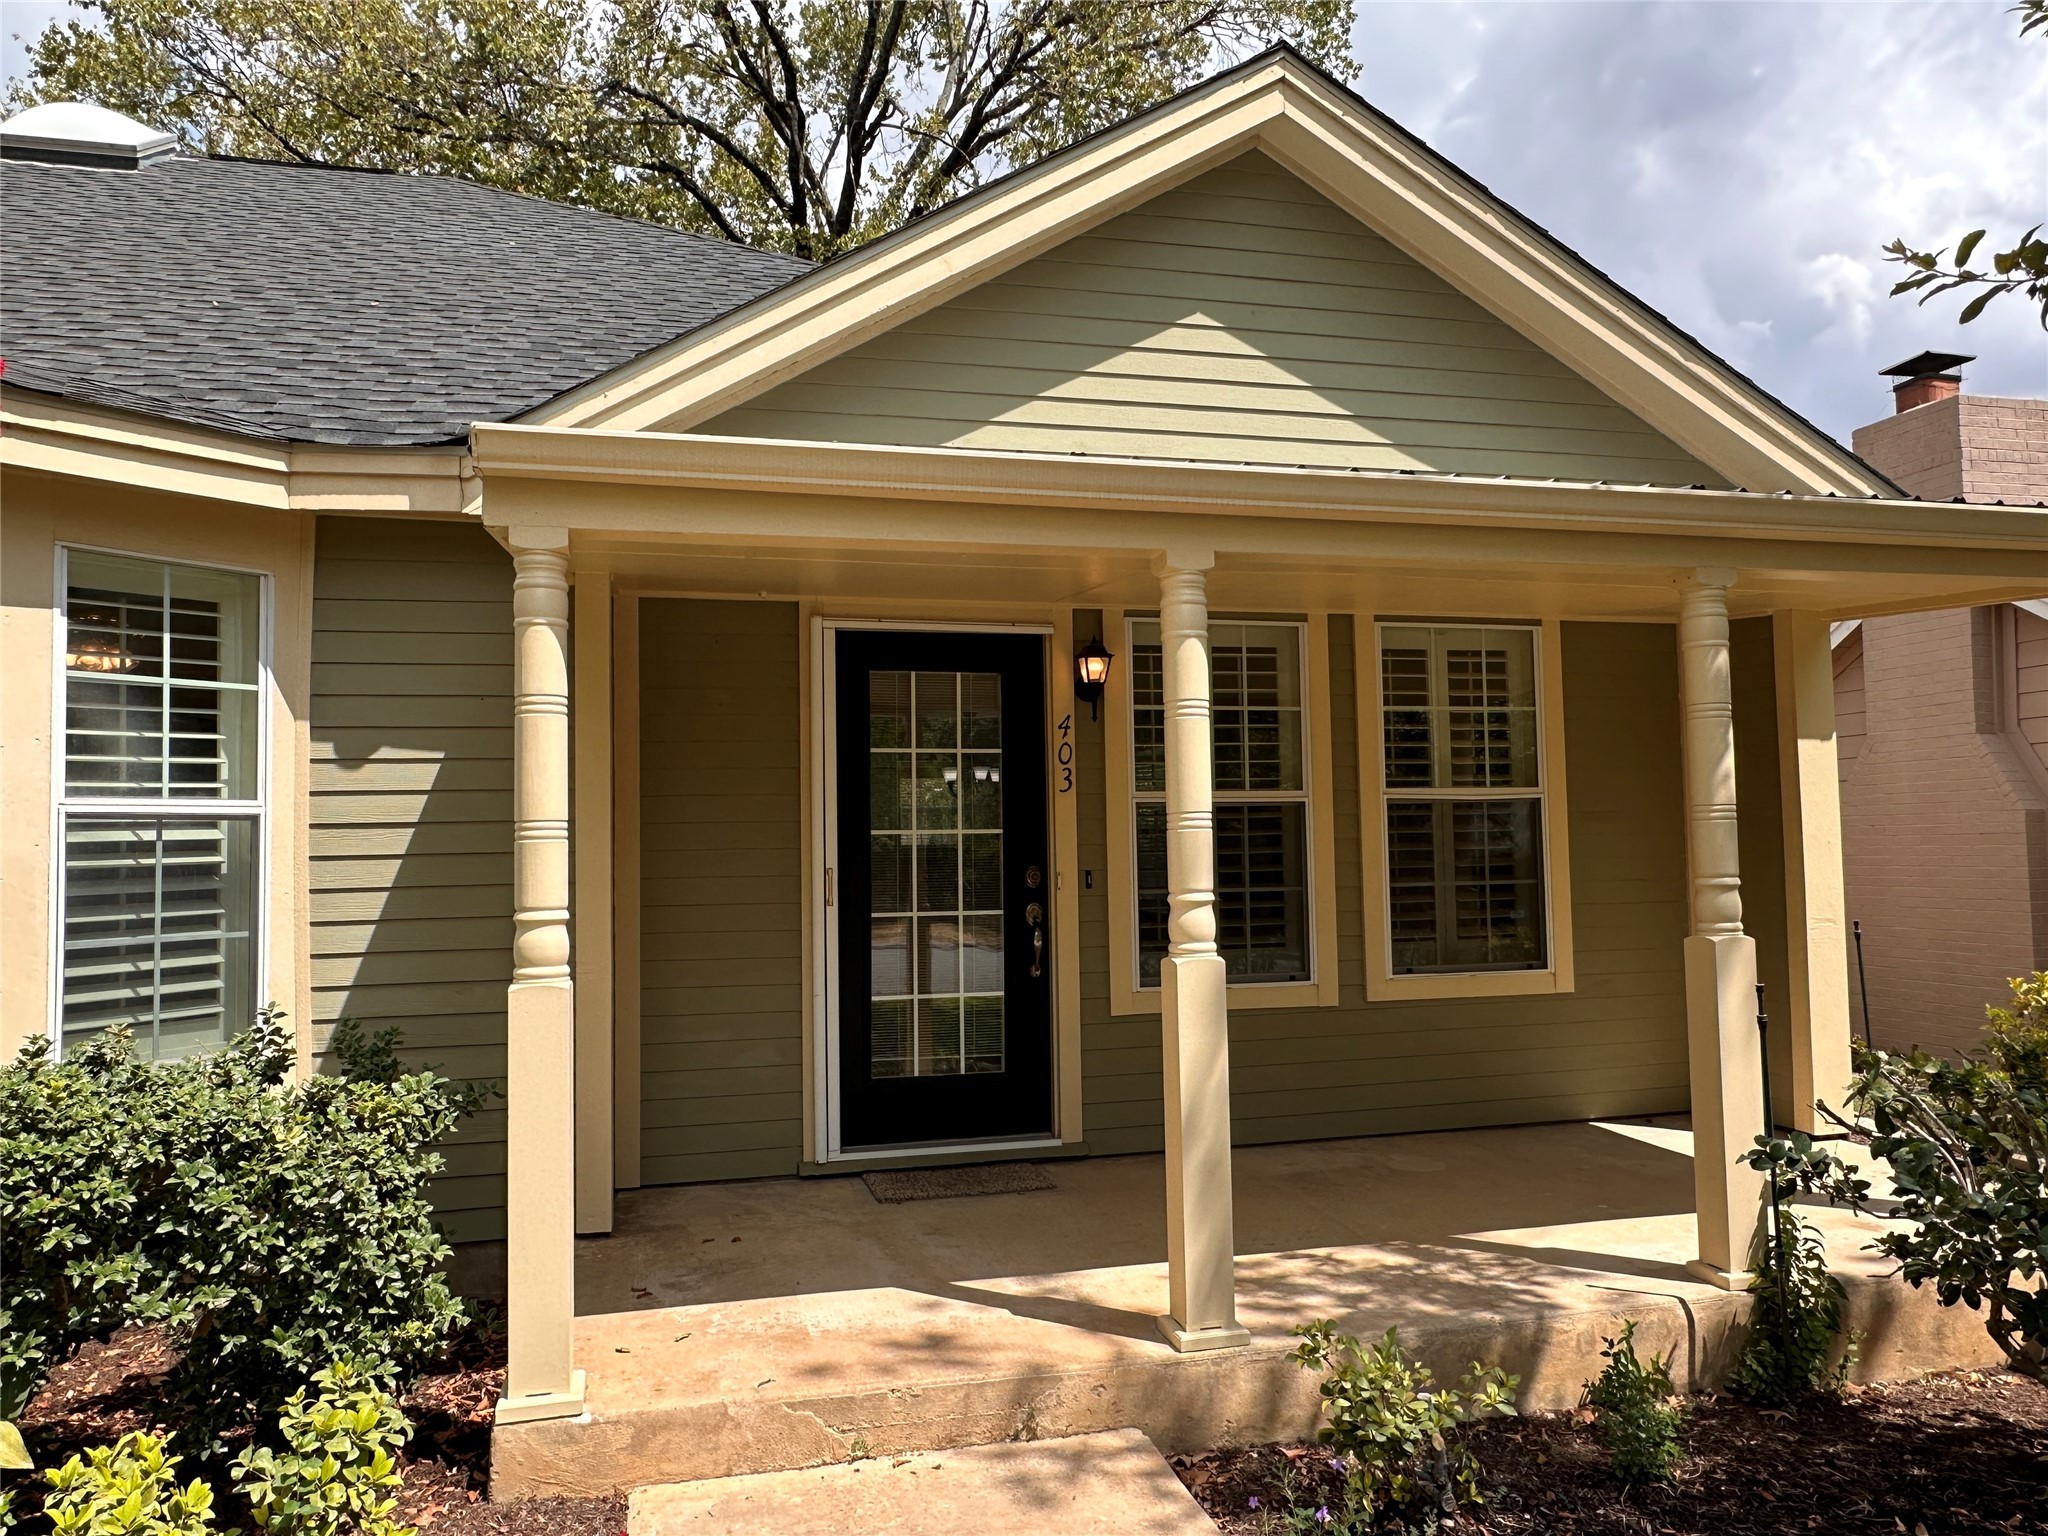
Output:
[{"xmin": 1837, "ymin": 356, "xmax": 2048, "ymax": 1055}]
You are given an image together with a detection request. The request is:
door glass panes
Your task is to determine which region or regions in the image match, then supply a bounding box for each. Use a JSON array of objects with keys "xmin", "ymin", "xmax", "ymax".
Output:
[
  {"xmin": 868, "ymin": 670, "xmax": 1004, "ymax": 1078},
  {"xmin": 65, "ymin": 552, "xmax": 261, "ymax": 799},
  {"xmin": 1130, "ymin": 618, "xmax": 1312, "ymax": 987},
  {"xmin": 60, "ymin": 817, "xmax": 256, "ymax": 1061},
  {"xmin": 1379, "ymin": 623, "xmax": 1546, "ymax": 975}
]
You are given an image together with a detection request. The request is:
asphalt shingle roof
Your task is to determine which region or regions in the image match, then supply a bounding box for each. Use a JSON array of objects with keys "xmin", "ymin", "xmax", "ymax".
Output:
[{"xmin": 0, "ymin": 153, "xmax": 812, "ymax": 445}]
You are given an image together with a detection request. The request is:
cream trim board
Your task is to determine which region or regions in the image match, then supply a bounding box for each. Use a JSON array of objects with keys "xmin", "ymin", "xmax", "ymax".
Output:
[
  {"xmin": 1052, "ymin": 610, "xmax": 1087, "ymax": 1144},
  {"xmin": 1103, "ymin": 610, "xmax": 1341, "ymax": 1016},
  {"xmin": 1357, "ymin": 616, "xmax": 1575, "ymax": 1002},
  {"xmin": 610, "ymin": 593, "xmax": 642, "ymax": 1188},
  {"xmin": 520, "ymin": 52, "xmax": 1885, "ymax": 499},
  {"xmin": 1, "ymin": 388, "xmax": 473, "ymax": 514},
  {"xmin": 571, "ymin": 570, "xmax": 615, "ymax": 1230},
  {"xmin": 473, "ymin": 425, "xmax": 2048, "ymax": 560}
]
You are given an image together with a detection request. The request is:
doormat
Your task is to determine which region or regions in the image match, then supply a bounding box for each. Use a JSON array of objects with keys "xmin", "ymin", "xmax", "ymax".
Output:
[{"xmin": 862, "ymin": 1163, "xmax": 1057, "ymax": 1203}]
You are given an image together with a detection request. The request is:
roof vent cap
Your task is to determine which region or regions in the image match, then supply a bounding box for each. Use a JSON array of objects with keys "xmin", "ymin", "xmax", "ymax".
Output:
[{"xmin": 1, "ymin": 101, "xmax": 177, "ymax": 169}]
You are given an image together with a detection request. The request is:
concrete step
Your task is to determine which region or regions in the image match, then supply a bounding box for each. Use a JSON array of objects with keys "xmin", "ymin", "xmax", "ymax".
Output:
[{"xmin": 628, "ymin": 1429, "xmax": 1219, "ymax": 1535}]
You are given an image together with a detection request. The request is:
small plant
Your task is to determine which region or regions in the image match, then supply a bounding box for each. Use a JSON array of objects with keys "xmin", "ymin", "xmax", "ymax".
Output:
[
  {"xmin": 1289, "ymin": 1322, "xmax": 1517, "ymax": 1527},
  {"xmin": 1582, "ymin": 1320, "xmax": 1683, "ymax": 1483},
  {"xmin": 1735, "ymin": 1130, "xmax": 1861, "ymax": 1405},
  {"xmin": 41, "ymin": 1432, "xmax": 222, "ymax": 1535},
  {"xmin": 231, "ymin": 1362, "xmax": 414, "ymax": 1536}
]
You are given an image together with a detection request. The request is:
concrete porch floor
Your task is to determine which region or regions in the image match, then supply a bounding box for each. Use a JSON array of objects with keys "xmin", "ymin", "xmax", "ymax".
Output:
[{"xmin": 493, "ymin": 1119, "xmax": 2002, "ymax": 1499}]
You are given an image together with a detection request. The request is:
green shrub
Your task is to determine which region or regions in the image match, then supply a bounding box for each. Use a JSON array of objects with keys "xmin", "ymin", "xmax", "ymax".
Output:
[
  {"xmin": 41, "ymin": 1432, "xmax": 222, "ymax": 1535},
  {"xmin": 1288, "ymin": 1322, "xmax": 1517, "ymax": 1527},
  {"xmin": 1822, "ymin": 974, "xmax": 2048, "ymax": 1383},
  {"xmin": 231, "ymin": 1362, "xmax": 413, "ymax": 1536},
  {"xmin": 0, "ymin": 1010, "xmax": 484, "ymax": 1440},
  {"xmin": 1582, "ymin": 1320, "xmax": 1683, "ymax": 1483}
]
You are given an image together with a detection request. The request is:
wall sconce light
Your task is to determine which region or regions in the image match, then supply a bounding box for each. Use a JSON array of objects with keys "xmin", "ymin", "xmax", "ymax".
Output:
[{"xmin": 1074, "ymin": 636, "xmax": 1113, "ymax": 722}]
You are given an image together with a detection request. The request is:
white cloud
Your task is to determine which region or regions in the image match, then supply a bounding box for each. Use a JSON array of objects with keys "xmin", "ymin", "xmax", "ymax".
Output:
[{"xmin": 1349, "ymin": 0, "xmax": 2048, "ymax": 439}]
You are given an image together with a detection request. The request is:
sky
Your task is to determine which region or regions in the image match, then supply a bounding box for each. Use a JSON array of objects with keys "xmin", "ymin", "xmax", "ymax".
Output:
[{"xmin": 4, "ymin": 0, "xmax": 2042, "ymax": 443}]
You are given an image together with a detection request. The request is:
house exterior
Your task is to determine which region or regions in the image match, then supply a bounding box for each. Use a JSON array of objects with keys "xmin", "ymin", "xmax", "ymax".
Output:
[
  {"xmin": 3, "ymin": 54, "xmax": 2044, "ymax": 1433},
  {"xmin": 1837, "ymin": 365, "xmax": 2048, "ymax": 1056}
]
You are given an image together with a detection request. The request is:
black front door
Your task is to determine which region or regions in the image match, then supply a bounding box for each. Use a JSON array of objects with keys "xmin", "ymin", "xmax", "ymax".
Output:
[{"xmin": 834, "ymin": 629, "xmax": 1052, "ymax": 1150}]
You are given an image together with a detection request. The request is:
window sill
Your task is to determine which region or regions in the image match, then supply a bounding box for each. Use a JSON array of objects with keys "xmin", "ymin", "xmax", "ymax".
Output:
[{"xmin": 1366, "ymin": 967, "xmax": 1574, "ymax": 1002}]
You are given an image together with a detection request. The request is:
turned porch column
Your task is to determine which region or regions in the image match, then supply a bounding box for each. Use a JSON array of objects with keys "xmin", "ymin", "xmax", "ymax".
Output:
[
  {"xmin": 1678, "ymin": 569, "xmax": 1768, "ymax": 1288},
  {"xmin": 499, "ymin": 528, "xmax": 586, "ymax": 1424},
  {"xmin": 1154, "ymin": 549, "xmax": 1250, "ymax": 1353}
]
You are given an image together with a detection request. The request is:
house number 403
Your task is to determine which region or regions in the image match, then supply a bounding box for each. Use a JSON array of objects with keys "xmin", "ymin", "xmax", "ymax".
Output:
[{"xmin": 1056, "ymin": 713, "xmax": 1074, "ymax": 793}]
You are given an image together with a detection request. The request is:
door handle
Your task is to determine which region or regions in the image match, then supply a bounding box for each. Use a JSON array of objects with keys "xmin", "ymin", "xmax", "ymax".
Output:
[{"xmin": 1026, "ymin": 901, "xmax": 1045, "ymax": 979}]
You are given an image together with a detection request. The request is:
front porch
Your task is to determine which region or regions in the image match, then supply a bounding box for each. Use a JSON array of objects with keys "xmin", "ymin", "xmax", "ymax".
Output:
[{"xmin": 491, "ymin": 1119, "xmax": 1999, "ymax": 1498}]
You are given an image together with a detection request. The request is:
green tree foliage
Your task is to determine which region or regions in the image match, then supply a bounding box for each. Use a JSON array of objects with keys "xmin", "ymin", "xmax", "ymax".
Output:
[
  {"xmin": 230, "ymin": 1362, "xmax": 414, "ymax": 1536},
  {"xmin": 9, "ymin": 0, "xmax": 1354, "ymax": 258},
  {"xmin": 0, "ymin": 1012, "xmax": 484, "ymax": 1444},
  {"xmin": 1884, "ymin": 0, "xmax": 2048, "ymax": 327},
  {"xmin": 1288, "ymin": 1322, "xmax": 1517, "ymax": 1528},
  {"xmin": 1581, "ymin": 1320, "xmax": 1683, "ymax": 1484}
]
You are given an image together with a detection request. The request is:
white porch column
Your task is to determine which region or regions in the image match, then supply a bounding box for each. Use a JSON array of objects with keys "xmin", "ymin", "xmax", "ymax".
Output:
[
  {"xmin": 1679, "ymin": 569, "xmax": 1768, "ymax": 1289},
  {"xmin": 1154, "ymin": 550, "xmax": 1250, "ymax": 1353},
  {"xmin": 499, "ymin": 528, "xmax": 586, "ymax": 1424},
  {"xmin": 1774, "ymin": 612, "xmax": 1853, "ymax": 1133}
]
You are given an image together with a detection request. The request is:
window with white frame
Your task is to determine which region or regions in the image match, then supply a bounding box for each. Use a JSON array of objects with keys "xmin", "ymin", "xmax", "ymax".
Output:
[
  {"xmin": 57, "ymin": 550, "xmax": 264, "ymax": 1061},
  {"xmin": 1130, "ymin": 618, "xmax": 1311, "ymax": 986},
  {"xmin": 1377, "ymin": 621, "xmax": 1547, "ymax": 974}
]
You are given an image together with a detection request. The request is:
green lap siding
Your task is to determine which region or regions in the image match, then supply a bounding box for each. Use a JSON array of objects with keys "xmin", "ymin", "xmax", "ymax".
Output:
[
  {"xmin": 638, "ymin": 598, "xmax": 805, "ymax": 1186},
  {"xmin": 701, "ymin": 152, "xmax": 1723, "ymax": 488},
  {"xmin": 308, "ymin": 516, "xmax": 515, "ymax": 1246},
  {"xmin": 1079, "ymin": 616, "xmax": 1694, "ymax": 1154}
]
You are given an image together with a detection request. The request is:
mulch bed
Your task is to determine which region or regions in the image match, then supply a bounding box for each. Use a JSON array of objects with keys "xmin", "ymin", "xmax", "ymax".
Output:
[
  {"xmin": 6, "ymin": 1324, "xmax": 626, "ymax": 1536},
  {"xmin": 1175, "ymin": 1370, "xmax": 2048, "ymax": 1535}
]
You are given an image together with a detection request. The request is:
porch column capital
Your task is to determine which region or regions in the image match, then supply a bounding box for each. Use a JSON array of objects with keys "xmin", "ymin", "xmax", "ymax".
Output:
[
  {"xmin": 1150, "ymin": 544, "xmax": 1215, "ymax": 578},
  {"xmin": 1154, "ymin": 557, "xmax": 1248, "ymax": 1356}
]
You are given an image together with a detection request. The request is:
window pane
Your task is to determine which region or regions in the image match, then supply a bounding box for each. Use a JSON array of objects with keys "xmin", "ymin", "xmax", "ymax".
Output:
[
  {"xmin": 65, "ymin": 553, "xmax": 166, "ymax": 679},
  {"xmin": 1387, "ymin": 798, "xmax": 1545, "ymax": 974},
  {"xmin": 1216, "ymin": 802, "xmax": 1310, "ymax": 981},
  {"xmin": 1133, "ymin": 619, "xmax": 1302, "ymax": 792},
  {"xmin": 61, "ymin": 816, "xmax": 257, "ymax": 1061},
  {"xmin": 1136, "ymin": 801, "xmax": 1310, "ymax": 985},
  {"xmin": 65, "ymin": 553, "xmax": 261, "ymax": 800},
  {"xmin": 167, "ymin": 563, "xmax": 260, "ymax": 685},
  {"xmin": 1381, "ymin": 624, "xmax": 1538, "ymax": 791},
  {"xmin": 1131, "ymin": 621, "xmax": 1165, "ymax": 793}
]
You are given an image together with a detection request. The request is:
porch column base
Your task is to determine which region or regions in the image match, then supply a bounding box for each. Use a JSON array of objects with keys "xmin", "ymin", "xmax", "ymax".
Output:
[
  {"xmin": 495, "ymin": 1369, "xmax": 587, "ymax": 1427},
  {"xmin": 1684, "ymin": 931, "xmax": 1768, "ymax": 1278},
  {"xmin": 1156, "ymin": 1316, "xmax": 1252, "ymax": 1353},
  {"xmin": 1683, "ymin": 1260, "xmax": 1757, "ymax": 1293}
]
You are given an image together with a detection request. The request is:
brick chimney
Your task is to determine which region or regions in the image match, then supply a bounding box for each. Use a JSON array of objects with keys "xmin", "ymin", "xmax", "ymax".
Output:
[{"xmin": 1879, "ymin": 350, "xmax": 1974, "ymax": 414}]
